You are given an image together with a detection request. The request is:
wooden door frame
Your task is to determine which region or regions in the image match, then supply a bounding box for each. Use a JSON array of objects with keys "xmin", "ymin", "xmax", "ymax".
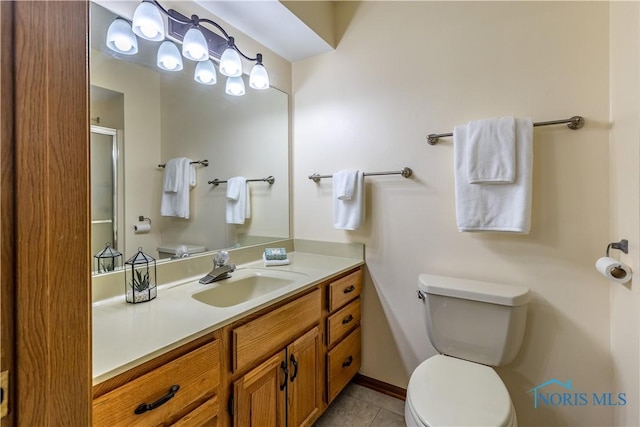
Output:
[{"xmin": 2, "ymin": 1, "xmax": 91, "ymax": 424}]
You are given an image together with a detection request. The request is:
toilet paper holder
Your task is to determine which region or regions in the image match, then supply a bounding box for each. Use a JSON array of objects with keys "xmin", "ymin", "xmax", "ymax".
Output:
[
  {"xmin": 138, "ymin": 216, "xmax": 152, "ymax": 225},
  {"xmin": 606, "ymin": 239, "xmax": 628, "ymax": 257}
]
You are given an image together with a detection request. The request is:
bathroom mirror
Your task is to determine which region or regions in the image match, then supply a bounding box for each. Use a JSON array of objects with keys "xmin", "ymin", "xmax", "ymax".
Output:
[{"xmin": 90, "ymin": 1, "xmax": 290, "ymax": 274}]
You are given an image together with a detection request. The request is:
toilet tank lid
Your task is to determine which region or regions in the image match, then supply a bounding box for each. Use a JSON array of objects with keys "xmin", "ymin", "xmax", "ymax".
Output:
[
  {"xmin": 418, "ymin": 274, "xmax": 530, "ymax": 306},
  {"xmin": 157, "ymin": 244, "xmax": 207, "ymax": 254}
]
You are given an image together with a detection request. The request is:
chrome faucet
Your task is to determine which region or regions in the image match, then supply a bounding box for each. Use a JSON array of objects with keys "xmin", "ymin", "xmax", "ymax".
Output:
[{"xmin": 199, "ymin": 251, "xmax": 236, "ymax": 284}]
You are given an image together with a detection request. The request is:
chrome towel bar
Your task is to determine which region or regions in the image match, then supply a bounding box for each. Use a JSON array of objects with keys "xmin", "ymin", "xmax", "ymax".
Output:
[
  {"xmin": 208, "ymin": 176, "xmax": 275, "ymax": 186},
  {"xmin": 308, "ymin": 167, "xmax": 413, "ymax": 183},
  {"xmin": 426, "ymin": 115, "xmax": 584, "ymax": 145},
  {"xmin": 158, "ymin": 159, "xmax": 209, "ymax": 168}
]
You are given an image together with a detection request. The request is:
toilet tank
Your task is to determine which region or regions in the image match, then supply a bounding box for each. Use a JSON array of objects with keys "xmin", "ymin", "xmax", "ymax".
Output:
[{"xmin": 418, "ymin": 274, "xmax": 530, "ymax": 366}]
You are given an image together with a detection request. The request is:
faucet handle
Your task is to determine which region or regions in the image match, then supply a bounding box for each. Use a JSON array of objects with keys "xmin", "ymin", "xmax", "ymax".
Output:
[{"xmin": 214, "ymin": 250, "xmax": 230, "ymax": 267}]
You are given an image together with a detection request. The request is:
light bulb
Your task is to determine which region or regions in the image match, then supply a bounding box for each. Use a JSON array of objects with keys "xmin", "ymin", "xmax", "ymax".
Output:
[
  {"xmin": 182, "ymin": 27, "xmax": 209, "ymax": 61},
  {"xmin": 249, "ymin": 63, "xmax": 269, "ymax": 90},
  {"xmin": 132, "ymin": 1, "xmax": 165, "ymax": 41},
  {"xmin": 219, "ymin": 47, "xmax": 242, "ymax": 77},
  {"xmin": 157, "ymin": 41, "xmax": 183, "ymax": 71},
  {"xmin": 225, "ymin": 76, "xmax": 245, "ymax": 96},
  {"xmin": 194, "ymin": 60, "xmax": 217, "ymax": 85},
  {"xmin": 106, "ymin": 19, "xmax": 138, "ymax": 55}
]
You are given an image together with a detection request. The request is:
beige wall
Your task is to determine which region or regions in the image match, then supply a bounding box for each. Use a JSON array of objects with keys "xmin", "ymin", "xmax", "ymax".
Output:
[
  {"xmin": 91, "ymin": 49, "xmax": 163, "ymax": 258},
  {"xmin": 609, "ymin": 2, "xmax": 640, "ymax": 425},
  {"xmin": 293, "ymin": 2, "xmax": 612, "ymax": 426}
]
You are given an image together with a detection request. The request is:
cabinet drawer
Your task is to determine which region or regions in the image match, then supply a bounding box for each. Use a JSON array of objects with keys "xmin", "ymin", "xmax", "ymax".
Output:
[
  {"xmin": 172, "ymin": 395, "xmax": 218, "ymax": 427},
  {"xmin": 233, "ymin": 289, "xmax": 321, "ymax": 372},
  {"xmin": 93, "ymin": 340, "xmax": 219, "ymax": 426},
  {"xmin": 327, "ymin": 327, "xmax": 361, "ymax": 403},
  {"xmin": 327, "ymin": 298, "xmax": 361, "ymax": 348},
  {"xmin": 328, "ymin": 269, "xmax": 362, "ymax": 312}
]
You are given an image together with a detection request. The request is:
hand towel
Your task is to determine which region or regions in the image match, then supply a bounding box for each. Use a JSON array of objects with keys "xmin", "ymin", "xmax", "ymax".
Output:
[
  {"xmin": 263, "ymin": 252, "xmax": 290, "ymax": 266},
  {"xmin": 161, "ymin": 158, "xmax": 195, "ymax": 219},
  {"xmin": 162, "ymin": 158, "xmax": 181, "ymax": 192},
  {"xmin": 454, "ymin": 118, "xmax": 533, "ymax": 233},
  {"xmin": 333, "ymin": 170, "xmax": 365, "ymax": 230},
  {"xmin": 226, "ymin": 177, "xmax": 248, "ymax": 224},
  {"xmin": 466, "ymin": 116, "xmax": 516, "ymax": 184},
  {"xmin": 334, "ymin": 170, "xmax": 358, "ymax": 200}
]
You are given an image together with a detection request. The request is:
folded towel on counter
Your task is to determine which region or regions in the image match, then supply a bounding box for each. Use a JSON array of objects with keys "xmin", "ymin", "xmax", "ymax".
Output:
[
  {"xmin": 334, "ymin": 170, "xmax": 358, "ymax": 200},
  {"xmin": 454, "ymin": 117, "xmax": 533, "ymax": 233},
  {"xmin": 333, "ymin": 170, "xmax": 365, "ymax": 230},
  {"xmin": 161, "ymin": 158, "xmax": 196, "ymax": 218},
  {"xmin": 226, "ymin": 177, "xmax": 249, "ymax": 224},
  {"xmin": 466, "ymin": 116, "xmax": 516, "ymax": 184},
  {"xmin": 263, "ymin": 252, "xmax": 290, "ymax": 266}
]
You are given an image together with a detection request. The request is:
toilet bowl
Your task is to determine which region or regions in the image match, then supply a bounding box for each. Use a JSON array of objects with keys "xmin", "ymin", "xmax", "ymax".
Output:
[
  {"xmin": 405, "ymin": 274, "xmax": 530, "ymax": 427},
  {"xmin": 405, "ymin": 355, "xmax": 517, "ymax": 427}
]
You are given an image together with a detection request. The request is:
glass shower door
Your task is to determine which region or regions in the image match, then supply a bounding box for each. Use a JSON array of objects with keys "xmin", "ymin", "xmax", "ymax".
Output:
[{"xmin": 90, "ymin": 125, "xmax": 118, "ymax": 272}]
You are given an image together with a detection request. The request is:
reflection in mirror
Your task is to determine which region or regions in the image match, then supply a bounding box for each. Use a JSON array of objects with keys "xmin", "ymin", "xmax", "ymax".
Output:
[{"xmin": 90, "ymin": 1, "xmax": 290, "ymax": 274}]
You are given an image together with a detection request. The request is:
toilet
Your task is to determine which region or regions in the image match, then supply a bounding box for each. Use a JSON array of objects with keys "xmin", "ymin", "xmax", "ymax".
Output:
[{"xmin": 405, "ymin": 274, "xmax": 530, "ymax": 427}]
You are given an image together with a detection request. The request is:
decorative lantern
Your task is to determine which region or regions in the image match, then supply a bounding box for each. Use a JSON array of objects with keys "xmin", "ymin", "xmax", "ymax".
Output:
[
  {"xmin": 124, "ymin": 247, "xmax": 157, "ymax": 304},
  {"xmin": 94, "ymin": 242, "xmax": 122, "ymax": 273}
]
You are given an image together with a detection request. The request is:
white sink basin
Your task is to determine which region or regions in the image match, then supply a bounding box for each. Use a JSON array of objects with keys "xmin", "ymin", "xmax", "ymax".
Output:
[{"xmin": 191, "ymin": 268, "xmax": 307, "ymax": 308}]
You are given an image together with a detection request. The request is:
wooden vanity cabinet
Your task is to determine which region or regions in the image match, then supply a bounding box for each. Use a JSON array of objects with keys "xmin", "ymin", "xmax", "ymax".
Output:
[
  {"xmin": 325, "ymin": 268, "xmax": 362, "ymax": 403},
  {"xmin": 92, "ymin": 332, "xmax": 221, "ymax": 426}
]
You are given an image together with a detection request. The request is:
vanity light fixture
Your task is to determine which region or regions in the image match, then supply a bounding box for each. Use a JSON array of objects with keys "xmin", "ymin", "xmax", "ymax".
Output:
[
  {"xmin": 225, "ymin": 75, "xmax": 246, "ymax": 96},
  {"xmin": 106, "ymin": 0, "xmax": 269, "ymax": 94},
  {"xmin": 106, "ymin": 18, "xmax": 138, "ymax": 55},
  {"xmin": 157, "ymin": 40, "xmax": 183, "ymax": 71}
]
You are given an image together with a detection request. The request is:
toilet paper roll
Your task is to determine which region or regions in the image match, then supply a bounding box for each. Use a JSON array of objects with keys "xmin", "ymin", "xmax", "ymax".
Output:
[
  {"xmin": 133, "ymin": 223, "xmax": 151, "ymax": 234},
  {"xmin": 595, "ymin": 257, "xmax": 633, "ymax": 284}
]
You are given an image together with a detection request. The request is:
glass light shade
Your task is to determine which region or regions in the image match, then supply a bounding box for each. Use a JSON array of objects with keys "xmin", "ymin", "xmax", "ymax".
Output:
[
  {"xmin": 249, "ymin": 64, "xmax": 269, "ymax": 90},
  {"xmin": 219, "ymin": 47, "xmax": 242, "ymax": 77},
  {"xmin": 157, "ymin": 41, "xmax": 183, "ymax": 71},
  {"xmin": 194, "ymin": 60, "xmax": 217, "ymax": 85},
  {"xmin": 182, "ymin": 27, "xmax": 209, "ymax": 61},
  {"xmin": 132, "ymin": 1, "xmax": 165, "ymax": 41},
  {"xmin": 106, "ymin": 19, "xmax": 138, "ymax": 55},
  {"xmin": 225, "ymin": 76, "xmax": 245, "ymax": 96}
]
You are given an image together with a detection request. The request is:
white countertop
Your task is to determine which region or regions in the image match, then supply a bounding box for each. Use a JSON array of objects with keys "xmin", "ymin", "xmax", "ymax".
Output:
[{"xmin": 92, "ymin": 252, "xmax": 363, "ymax": 384}]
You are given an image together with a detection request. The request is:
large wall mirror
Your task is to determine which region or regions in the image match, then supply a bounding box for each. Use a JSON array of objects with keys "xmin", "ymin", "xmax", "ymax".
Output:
[{"xmin": 90, "ymin": 1, "xmax": 290, "ymax": 274}]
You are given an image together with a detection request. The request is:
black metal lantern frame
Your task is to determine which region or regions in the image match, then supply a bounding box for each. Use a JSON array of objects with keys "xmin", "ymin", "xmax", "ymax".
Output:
[
  {"xmin": 94, "ymin": 242, "xmax": 123, "ymax": 273},
  {"xmin": 125, "ymin": 247, "xmax": 157, "ymax": 304}
]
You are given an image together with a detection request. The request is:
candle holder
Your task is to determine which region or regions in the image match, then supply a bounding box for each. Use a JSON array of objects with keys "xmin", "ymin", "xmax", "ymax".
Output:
[{"xmin": 124, "ymin": 247, "xmax": 157, "ymax": 304}]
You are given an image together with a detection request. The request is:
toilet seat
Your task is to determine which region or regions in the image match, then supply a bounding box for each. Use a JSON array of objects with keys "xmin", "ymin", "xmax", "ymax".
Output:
[{"xmin": 406, "ymin": 355, "xmax": 516, "ymax": 427}]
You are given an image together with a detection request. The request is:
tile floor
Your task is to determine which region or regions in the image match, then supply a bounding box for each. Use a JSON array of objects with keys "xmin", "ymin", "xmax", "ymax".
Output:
[{"xmin": 314, "ymin": 383, "xmax": 406, "ymax": 427}]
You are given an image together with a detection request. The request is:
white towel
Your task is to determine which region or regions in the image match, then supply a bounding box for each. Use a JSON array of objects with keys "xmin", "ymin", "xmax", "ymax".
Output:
[
  {"xmin": 454, "ymin": 117, "xmax": 533, "ymax": 233},
  {"xmin": 226, "ymin": 177, "xmax": 248, "ymax": 224},
  {"xmin": 263, "ymin": 252, "xmax": 290, "ymax": 266},
  {"xmin": 334, "ymin": 170, "xmax": 358, "ymax": 200},
  {"xmin": 466, "ymin": 116, "xmax": 516, "ymax": 184},
  {"xmin": 333, "ymin": 171, "xmax": 365, "ymax": 230},
  {"xmin": 161, "ymin": 158, "xmax": 195, "ymax": 219},
  {"xmin": 163, "ymin": 158, "xmax": 181, "ymax": 192}
]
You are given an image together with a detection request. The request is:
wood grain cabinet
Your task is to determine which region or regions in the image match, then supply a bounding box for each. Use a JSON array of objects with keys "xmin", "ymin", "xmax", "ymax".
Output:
[
  {"xmin": 325, "ymin": 269, "xmax": 362, "ymax": 403},
  {"xmin": 93, "ymin": 337, "xmax": 220, "ymax": 426},
  {"xmin": 92, "ymin": 266, "xmax": 364, "ymax": 427}
]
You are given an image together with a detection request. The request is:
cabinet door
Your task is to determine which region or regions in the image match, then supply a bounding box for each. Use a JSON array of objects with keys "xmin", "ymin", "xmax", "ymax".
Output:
[
  {"xmin": 288, "ymin": 327, "xmax": 322, "ymax": 427},
  {"xmin": 234, "ymin": 350, "xmax": 287, "ymax": 427}
]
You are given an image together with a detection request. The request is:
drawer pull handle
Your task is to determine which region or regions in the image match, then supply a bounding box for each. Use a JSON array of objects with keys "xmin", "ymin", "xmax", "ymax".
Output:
[
  {"xmin": 280, "ymin": 361, "xmax": 289, "ymax": 390},
  {"xmin": 342, "ymin": 355, "xmax": 354, "ymax": 368},
  {"xmin": 342, "ymin": 314, "xmax": 354, "ymax": 325},
  {"xmin": 290, "ymin": 354, "xmax": 299, "ymax": 382},
  {"xmin": 134, "ymin": 385, "xmax": 180, "ymax": 415},
  {"xmin": 343, "ymin": 285, "xmax": 356, "ymax": 294}
]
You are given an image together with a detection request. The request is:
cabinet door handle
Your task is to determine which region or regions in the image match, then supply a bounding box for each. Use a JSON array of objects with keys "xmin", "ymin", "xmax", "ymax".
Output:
[
  {"xmin": 341, "ymin": 314, "xmax": 354, "ymax": 325},
  {"xmin": 343, "ymin": 285, "xmax": 356, "ymax": 294},
  {"xmin": 134, "ymin": 385, "xmax": 180, "ymax": 415},
  {"xmin": 342, "ymin": 355, "xmax": 354, "ymax": 368},
  {"xmin": 290, "ymin": 354, "xmax": 299, "ymax": 382},
  {"xmin": 279, "ymin": 361, "xmax": 289, "ymax": 390}
]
